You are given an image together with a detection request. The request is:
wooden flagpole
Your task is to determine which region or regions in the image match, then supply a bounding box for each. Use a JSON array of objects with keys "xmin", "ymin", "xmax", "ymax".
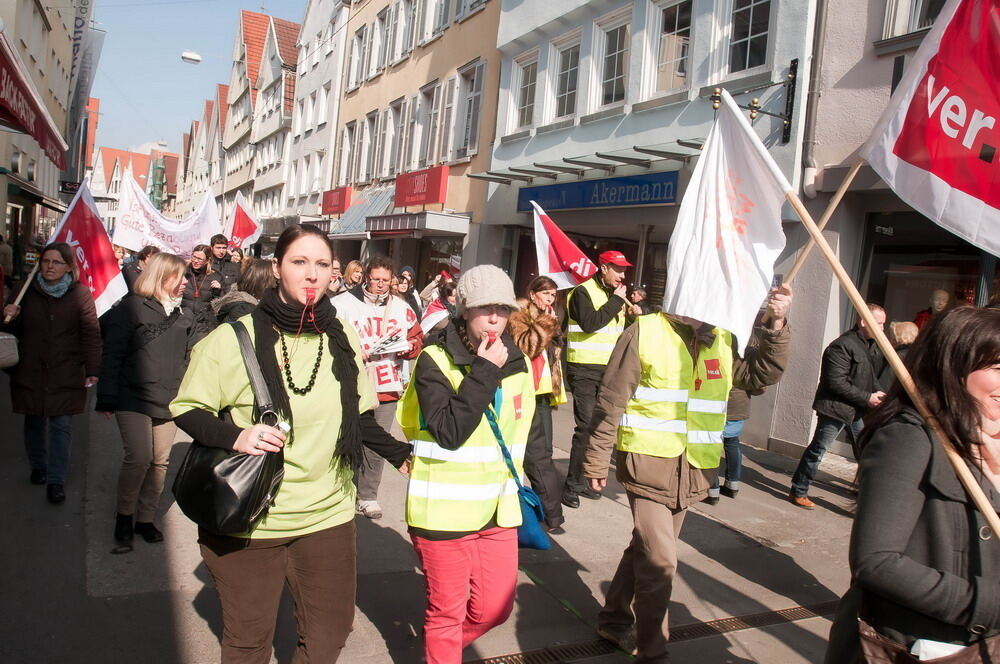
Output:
[
  {"xmin": 784, "ymin": 191, "xmax": 1000, "ymax": 534},
  {"xmin": 784, "ymin": 158, "xmax": 865, "ymax": 285},
  {"xmin": 3, "ymin": 264, "xmax": 39, "ymax": 324}
]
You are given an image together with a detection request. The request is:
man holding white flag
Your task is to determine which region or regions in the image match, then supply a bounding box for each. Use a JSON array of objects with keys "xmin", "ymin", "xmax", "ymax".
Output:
[{"xmin": 581, "ymin": 89, "xmax": 794, "ymax": 662}]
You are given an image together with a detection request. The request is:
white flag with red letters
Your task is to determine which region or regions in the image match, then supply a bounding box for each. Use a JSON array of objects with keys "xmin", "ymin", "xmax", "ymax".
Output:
[
  {"xmin": 226, "ymin": 190, "xmax": 262, "ymax": 249},
  {"xmin": 531, "ymin": 201, "xmax": 597, "ymax": 290},
  {"xmin": 49, "ymin": 180, "xmax": 127, "ymax": 316},
  {"xmin": 861, "ymin": 0, "xmax": 999, "ymax": 257},
  {"xmin": 663, "ymin": 89, "xmax": 789, "ymax": 354}
]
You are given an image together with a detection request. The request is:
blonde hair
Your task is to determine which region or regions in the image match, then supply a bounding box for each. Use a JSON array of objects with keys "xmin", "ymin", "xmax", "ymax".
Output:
[
  {"xmin": 134, "ymin": 253, "xmax": 187, "ymax": 301},
  {"xmin": 888, "ymin": 321, "xmax": 919, "ymax": 347}
]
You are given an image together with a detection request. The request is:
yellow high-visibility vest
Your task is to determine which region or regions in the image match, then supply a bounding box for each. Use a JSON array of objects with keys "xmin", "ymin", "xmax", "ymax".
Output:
[
  {"xmin": 397, "ymin": 345, "xmax": 536, "ymax": 531},
  {"xmin": 566, "ymin": 278, "xmax": 625, "ymax": 365},
  {"xmin": 616, "ymin": 314, "xmax": 734, "ymax": 469}
]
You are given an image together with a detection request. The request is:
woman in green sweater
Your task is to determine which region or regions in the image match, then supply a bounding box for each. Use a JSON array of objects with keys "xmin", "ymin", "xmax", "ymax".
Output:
[{"xmin": 171, "ymin": 224, "xmax": 410, "ymax": 663}]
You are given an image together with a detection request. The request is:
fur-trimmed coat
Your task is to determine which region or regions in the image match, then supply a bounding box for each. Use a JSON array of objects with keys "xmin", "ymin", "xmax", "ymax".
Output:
[{"xmin": 509, "ymin": 303, "xmax": 564, "ymax": 401}]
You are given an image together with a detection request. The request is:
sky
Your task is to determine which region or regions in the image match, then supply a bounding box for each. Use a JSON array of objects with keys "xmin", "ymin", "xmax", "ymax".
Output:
[{"xmin": 89, "ymin": 0, "xmax": 302, "ymax": 155}]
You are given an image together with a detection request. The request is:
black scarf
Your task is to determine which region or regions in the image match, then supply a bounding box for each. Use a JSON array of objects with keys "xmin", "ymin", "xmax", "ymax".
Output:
[{"xmin": 252, "ymin": 288, "xmax": 362, "ymax": 469}]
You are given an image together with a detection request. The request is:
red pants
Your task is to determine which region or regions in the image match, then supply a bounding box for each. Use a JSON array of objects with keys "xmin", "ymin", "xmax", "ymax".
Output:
[{"xmin": 411, "ymin": 526, "xmax": 518, "ymax": 664}]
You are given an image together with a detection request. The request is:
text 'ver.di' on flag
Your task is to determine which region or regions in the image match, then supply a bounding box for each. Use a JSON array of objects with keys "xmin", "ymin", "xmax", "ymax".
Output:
[
  {"xmin": 663, "ymin": 89, "xmax": 789, "ymax": 355},
  {"xmin": 227, "ymin": 190, "xmax": 262, "ymax": 250},
  {"xmin": 862, "ymin": 0, "xmax": 999, "ymax": 257},
  {"xmin": 50, "ymin": 180, "xmax": 127, "ymax": 316},
  {"xmin": 530, "ymin": 200, "xmax": 597, "ymax": 290}
]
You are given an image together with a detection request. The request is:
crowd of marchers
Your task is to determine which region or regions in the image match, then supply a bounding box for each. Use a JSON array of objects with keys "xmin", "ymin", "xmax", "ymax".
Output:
[{"xmin": 2, "ymin": 227, "xmax": 999, "ymax": 664}]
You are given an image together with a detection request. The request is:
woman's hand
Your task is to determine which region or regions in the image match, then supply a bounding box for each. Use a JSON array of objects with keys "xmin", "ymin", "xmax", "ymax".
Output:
[
  {"xmin": 84, "ymin": 376, "xmax": 99, "ymax": 388},
  {"xmin": 398, "ymin": 457, "xmax": 412, "ymax": 477},
  {"xmin": 233, "ymin": 423, "xmax": 286, "ymax": 456},
  {"xmin": 210, "ymin": 280, "xmax": 222, "ymax": 291},
  {"xmin": 3, "ymin": 304, "xmax": 20, "ymax": 321},
  {"xmin": 477, "ymin": 335, "xmax": 508, "ymax": 368}
]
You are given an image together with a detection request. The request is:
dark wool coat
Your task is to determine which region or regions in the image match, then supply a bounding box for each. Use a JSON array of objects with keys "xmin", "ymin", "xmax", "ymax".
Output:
[
  {"xmin": 5, "ymin": 280, "xmax": 101, "ymax": 415},
  {"xmin": 97, "ymin": 294, "xmax": 194, "ymax": 419}
]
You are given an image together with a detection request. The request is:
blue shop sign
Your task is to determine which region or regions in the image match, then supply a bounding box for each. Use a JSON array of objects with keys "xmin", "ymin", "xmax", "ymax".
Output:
[{"xmin": 516, "ymin": 171, "xmax": 679, "ymax": 212}]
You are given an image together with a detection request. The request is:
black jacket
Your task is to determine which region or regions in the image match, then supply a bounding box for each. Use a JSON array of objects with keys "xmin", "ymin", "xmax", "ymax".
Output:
[
  {"xmin": 97, "ymin": 294, "xmax": 194, "ymax": 419},
  {"xmin": 210, "ymin": 255, "xmax": 240, "ymax": 293},
  {"xmin": 413, "ymin": 321, "xmax": 528, "ymax": 451},
  {"xmin": 812, "ymin": 328, "xmax": 886, "ymax": 424},
  {"xmin": 182, "ymin": 266, "xmax": 222, "ymax": 342},
  {"xmin": 122, "ymin": 261, "xmax": 142, "ymax": 291},
  {"xmin": 211, "ymin": 290, "xmax": 258, "ymax": 325},
  {"xmin": 825, "ymin": 410, "xmax": 1000, "ymax": 661}
]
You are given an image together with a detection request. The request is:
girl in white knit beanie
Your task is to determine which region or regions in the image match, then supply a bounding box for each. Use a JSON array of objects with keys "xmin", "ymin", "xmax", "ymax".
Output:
[{"xmin": 396, "ymin": 264, "xmax": 536, "ymax": 663}]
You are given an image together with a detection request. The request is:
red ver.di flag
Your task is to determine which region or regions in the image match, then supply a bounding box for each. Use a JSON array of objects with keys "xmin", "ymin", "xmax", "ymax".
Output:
[
  {"xmin": 226, "ymin": 190, "xmax": 261, "ymax": 250},
  {"xmin": 663, "ymin": 89, "xmax": 789, "ymax": 355},
  {"xmin": 49, "ymin": 180, "xmax": 127, "ymax": 316},
  {"xmin": 862, "ymin": 0, "xmax": 999, "ymax": 256},
  {"xmin": 530, "ymin": 201, "xmax": 596, "ymax": 290}
]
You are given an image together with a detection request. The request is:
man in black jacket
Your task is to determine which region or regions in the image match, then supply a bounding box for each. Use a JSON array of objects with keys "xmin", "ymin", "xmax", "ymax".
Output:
[
  {"xmin": 562, "ymin": 251, "xmax": 631, "ymax": 508},
  {"xmin": 789, "ymin": 303, "xmax": 887, "ymax": 508},
  {"xmin": 209, "ymin": 234, "xmax": 240, "ymax": 293}
]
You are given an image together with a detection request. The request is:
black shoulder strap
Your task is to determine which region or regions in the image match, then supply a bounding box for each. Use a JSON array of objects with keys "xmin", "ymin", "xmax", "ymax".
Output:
[{"xmin": 228, "ymin": 321, "xmax": 275, "ymax": 415}]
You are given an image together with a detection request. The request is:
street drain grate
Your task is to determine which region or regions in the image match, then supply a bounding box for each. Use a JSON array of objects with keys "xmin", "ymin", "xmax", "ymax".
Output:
[{"xmin": 465, "ymin": 601, "xmax": 841, "ymax": 663}]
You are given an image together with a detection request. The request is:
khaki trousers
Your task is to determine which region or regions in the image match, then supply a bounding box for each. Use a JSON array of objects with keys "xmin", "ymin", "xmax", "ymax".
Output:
[
  {"xmin": 599, "ymin": 492, "xmax": 686, "ymax": 664},
  {"xmin": 199, "ymin": 521, "xmax": 357, "ymax": 664},
  {"xmin": 115, "ymin": 411, "xmax": 176, "ymax": 522}
]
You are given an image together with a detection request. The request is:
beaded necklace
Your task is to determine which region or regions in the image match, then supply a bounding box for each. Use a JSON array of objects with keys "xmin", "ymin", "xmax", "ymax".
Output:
[{"xmin": 279, "ymin": 332, "xmax": 324, "ymax": 395}]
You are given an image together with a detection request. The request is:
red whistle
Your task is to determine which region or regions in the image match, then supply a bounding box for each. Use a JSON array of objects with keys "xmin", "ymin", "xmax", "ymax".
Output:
[
  {"xmin": 305, "ymin": 288, "xmax": 316, "ymax": 304},
  {"xmin": 486, "ymin": 331, "xmax": 497, "ymax": 348}
]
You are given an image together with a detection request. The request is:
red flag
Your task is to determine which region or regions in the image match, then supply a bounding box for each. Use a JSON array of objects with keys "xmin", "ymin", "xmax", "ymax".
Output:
[
  {"xmin": 50, "ymin": 181, "xmax": 127, "ymax": 316},
  {"xmin": 530, "ymin": 201, "xmax": 597, "ymax": 290},
  {"xmin": 862, "ymin": 0, "xmax": 999, "ymax": 256},
  {"xmin": 228, "ymin": 190, "xmax": 261, "ymax": 250}
]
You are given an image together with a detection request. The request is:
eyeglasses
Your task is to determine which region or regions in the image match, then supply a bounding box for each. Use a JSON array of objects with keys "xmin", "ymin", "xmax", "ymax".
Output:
[
  {"xmin": 191, "ymin": 256, "xmax": 207, "ymax": 263},
  {"xmin": 41, "ymin": 259, "xmax": 67, "ymax": 266}
]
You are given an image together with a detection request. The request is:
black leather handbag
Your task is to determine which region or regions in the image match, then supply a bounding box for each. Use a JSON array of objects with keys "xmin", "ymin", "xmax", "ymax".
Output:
[{"xmin": 172, "ymin": 321, "xmax": 285, "ymax": 535}]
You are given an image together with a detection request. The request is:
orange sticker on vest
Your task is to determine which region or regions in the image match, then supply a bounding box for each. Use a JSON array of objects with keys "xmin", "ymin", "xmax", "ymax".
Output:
[
  {"xmin": 513, "ymin": 394, "xmax": 523, "ymax": 420},
  {"xmin": 704, "ymin": 359, "xmax": 722, "ymax": 379}
]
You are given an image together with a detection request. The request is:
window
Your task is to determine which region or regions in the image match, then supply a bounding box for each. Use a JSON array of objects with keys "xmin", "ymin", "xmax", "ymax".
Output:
[
  {"xmin": 601, "ymin": 23, "xmax": 629, "ymax": 106},
  {"xmin": 729, "ymin": 0, "xmax": 770, "ymax": 73},
  {"xmin": 433, "ymin": 0, "xmax": 451, "ymax": 34},
  {"xmin": 377, "ymin": 108, "xmax": 390, "ymax": 177},
  {"xmin": 439, "ymin": 76, "xmax": 457, "ymax": 162},
  {"xmin": 362, "ymin": 111, "xmax": 379, "ymax": 181},
  {"xmin": 403, "ymin": 94, "xmax": 418, "ymax": 172},
  {"xmin": 555, "ymin": 43, "xmax": 580, "ymax": 118},
  {"xmin": 307, "ymin": 91, "xmax": 317, "ymax": 129},
  {"xmin": 288, "ymin": 161, "xmax": 297, "ymax": 197},
  {"xmin": 349, "ymin": 25, "xmax": 368, "ymax": 88},
  {"xmin": 911, "ymin": 0, "xmax": 945, "ymax": 30},
  {"xmin": 294, "ymin": 99, "xmax": 305, "ymax": 135},
  {"xmin": 301, "ymin": 155, "xmax": 311, "ymax": 195},
  {"xmin": 455, "ymin": 60, "xmax": 485, "ymax": 159},
  {"xmin": 655, "ymin": 0, "xmax": 691, "ymax": 92},
  {"xmin": 325, "ymin": 22, "xmax": 335, "ymax": 55},
  {"xmin": 458, "ymin": 0, "xmax": 487, "ymax": 17},
  {"xmin": 389, "ymin": 98, "xmax": 408, "ymax": 176},
  {"xmin": 401, "ymin": 0, "xmax": 418, "ymax": 53},
  {"xmin": 312, "ymin": 33, "xmax": 321, "ymax": 68},
  {"xmin": 387, "ymin": 3, "xmax": 400, "ymax": 62},
  {"xmin": 317, "ymin": 83, "xmax": 330, "ymax": 126},
  {"xmin": 515, "ymin": 58, "xmax": 538, "ymax": 129},
  {"xmin": 339, "ymin": 122, "xmax": 357, "ymax": 186},
  {"xmin": 418, "ymin": 82, "xmax": 441, "ymax": 167},
  {"xmin": 375, "ymin": 9, "xmax": 389, "ymax": 72}
]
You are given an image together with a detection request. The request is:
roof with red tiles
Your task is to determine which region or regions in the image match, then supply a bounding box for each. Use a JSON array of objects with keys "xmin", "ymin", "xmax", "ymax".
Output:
[
  {"xmin": 216, "ymin": 84, "xmax": 229, "ymax": 131},
  {"xmin": 98, "ymin": 147, "xmax": 131, "ymax": 189},
  {"xmin": 129, "ymin": 152, "xmax": 151, "ymax": 187},
  {"xmin": 162, "ymin": 153, "xmax": 180, "ymax": 195},
  {"xmin": 240, "ymin": 10, "xmax": 271, "ymax": 109},
  {"xmin": 272, "ymin": 17, "xmax": 300, "ymax": 66},
  {"xmin": 282, "ymin": 71, "xmax": 296, "ymax": 114}
]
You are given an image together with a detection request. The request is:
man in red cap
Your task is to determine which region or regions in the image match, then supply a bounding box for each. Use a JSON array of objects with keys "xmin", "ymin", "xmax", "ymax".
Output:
[{"xmin": 561, "ymin": 249, "xmax": 632, "ymax": 508}]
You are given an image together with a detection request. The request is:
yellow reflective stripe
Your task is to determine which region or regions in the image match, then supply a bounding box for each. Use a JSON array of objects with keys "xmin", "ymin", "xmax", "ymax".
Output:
[
  {"xmin": 687, "ymin": 398, "xmax": 728, "ymax": 414},
  {"xmin": 407, "ymin": 478, "xmax": 519, "ymax": 501},
  {"xmin": 688, "ymin": 430, "xmax": 724, "ymax": 444},
  {"xmin": 410, "ymin": 440, "xmax": 526, "ymax": 463},
  {"xmin": 632, "ymin": 387, "xmax": 688, "ymax": 402},
  {"xmin": 567, "ymin": 324, "xmax": 625, "ymax": 334},
  {"xmin": 620, "ymin": 413, "xmax": 687, "ymax": 433}
]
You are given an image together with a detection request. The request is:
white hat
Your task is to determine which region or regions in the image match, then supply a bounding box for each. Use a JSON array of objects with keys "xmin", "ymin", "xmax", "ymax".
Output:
[{"xmin": 456, "ymin": 265, "xmax": 519, "ymax": 315}]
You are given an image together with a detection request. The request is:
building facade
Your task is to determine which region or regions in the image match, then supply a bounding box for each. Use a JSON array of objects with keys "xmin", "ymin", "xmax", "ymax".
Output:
[
  {"xmin": 325, "ymin": 0, "xmax": 501, "ymax": 276},
  {"xmin": 277, "ymin": 0, "xmax": 351, "ymax": 239}
]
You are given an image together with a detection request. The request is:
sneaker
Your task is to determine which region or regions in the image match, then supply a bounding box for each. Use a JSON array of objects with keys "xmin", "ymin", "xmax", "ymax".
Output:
[
  {"xmin": 357, "ymin": 500, "xmax": 383, "ymax": 520},
  {"xmin": 721, "ymin": 486, "xmax": 740, "ymax": 499},
  {"xmin": 597, "ymin": 626, "xmax": 639, "ymax": 656},
  {"xmin": 703, "ymin": 494, "xmax": 720, "ymax": 506},
  {"xmin": 29, "ymin": 469, "xmax": 47, "ymax": 485},
  {"xmin": 788, "ymin": 493, "xmax": 816, "ymax": 510}
]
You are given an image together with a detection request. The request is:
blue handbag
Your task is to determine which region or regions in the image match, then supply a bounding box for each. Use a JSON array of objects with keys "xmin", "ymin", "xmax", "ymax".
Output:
[{"xmin": 482, "ymin": 405, "xmax": 551, "ymax": 551}]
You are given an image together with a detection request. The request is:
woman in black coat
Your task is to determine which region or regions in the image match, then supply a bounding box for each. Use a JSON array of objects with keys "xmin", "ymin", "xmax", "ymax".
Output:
[
  {"xmin": 97, "ymin": 253, "xmax": 193, "ymax": 552},
  {"xmin": 826, "ymin": 306, "xmax": 1000, "ymax": 662},
  {"xmin": 183, "ymin": 244, "xmax": 221, "ymax": 342}
]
